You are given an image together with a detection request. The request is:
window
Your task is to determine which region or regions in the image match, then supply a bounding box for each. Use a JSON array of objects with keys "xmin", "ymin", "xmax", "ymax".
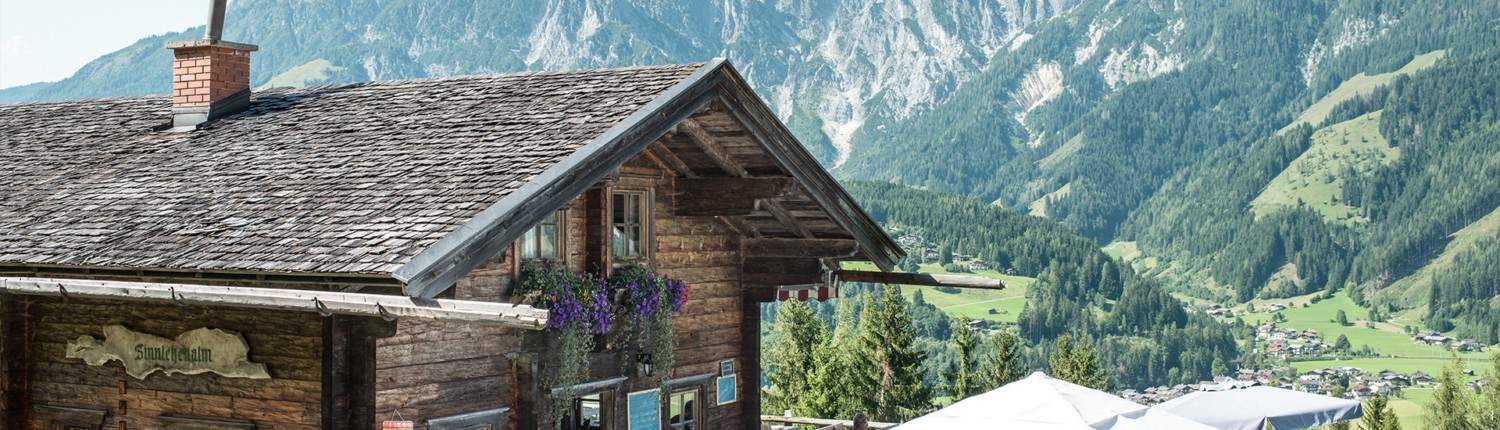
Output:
[
  {"xmin": 520, "ymin": 211, "xmax": 561, "ymax": 260},
  {"xmin": 611, "ymin": 192, "xmax": 646, "ymax": 259},
  {"xmin": 567, "ymin": 393, "xmax": 605, "ymax": 430},
  {"xmin": 666, "ymin": 390, "xmax": 698, "ymax": 430}
]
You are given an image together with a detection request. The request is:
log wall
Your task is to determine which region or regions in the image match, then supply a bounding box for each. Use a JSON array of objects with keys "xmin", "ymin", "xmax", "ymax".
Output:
[
  {"xmin": 18, "ymin": 296, "xmax": 325, "ymax": 429},
  {"xmin": 374, "ymin": 153, "xmax": 752, "ymax": 429}
]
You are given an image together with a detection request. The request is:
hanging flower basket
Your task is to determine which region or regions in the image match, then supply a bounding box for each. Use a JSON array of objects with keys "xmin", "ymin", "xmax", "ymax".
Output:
[{"xmin": 516, "ymin": 261, "xmax": 691, "ymax": 425}]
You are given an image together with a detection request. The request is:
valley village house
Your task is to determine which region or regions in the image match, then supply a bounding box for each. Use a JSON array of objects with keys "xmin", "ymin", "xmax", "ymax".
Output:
[{"xmin": 0, "ymin": 5, "xmax": 903, "ymax": 429}]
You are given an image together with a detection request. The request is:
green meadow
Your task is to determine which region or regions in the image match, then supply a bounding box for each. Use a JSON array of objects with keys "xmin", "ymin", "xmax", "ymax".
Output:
[{"xmin": 1239, "ymin": 291, "xmax": 1491, "ymax": 426}]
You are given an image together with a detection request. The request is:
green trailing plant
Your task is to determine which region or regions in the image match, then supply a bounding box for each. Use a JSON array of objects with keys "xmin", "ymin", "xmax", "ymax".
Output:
[
  {"xmin": 516, "ymin": 261, "xmax": 613, "ymax": 426},
  {"xmin": 609, "ymin": 264, "xmax": 691, "ymax": 405}
]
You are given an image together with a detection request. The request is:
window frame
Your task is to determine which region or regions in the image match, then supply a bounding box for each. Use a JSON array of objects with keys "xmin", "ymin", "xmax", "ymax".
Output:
[
  {"xmin": 665, "ymin": 388, "xmax": 700, "ymax": 430},
  {"xmin": 518, "ymin": 210, "xmax": 565, "ymax": 262},
  {"xmin": 608, "ymin": 189, "xmax": 652, "ymax": 265},
  {"xmin": 563, "ymin": 391, "xmax": 611, "ymax": 430}
]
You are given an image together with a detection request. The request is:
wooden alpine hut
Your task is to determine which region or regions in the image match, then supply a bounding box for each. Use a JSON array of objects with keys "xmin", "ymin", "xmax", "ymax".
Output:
[{"xmin": 0, "ymin": 3, "xmax": 904, "ymax": 429}]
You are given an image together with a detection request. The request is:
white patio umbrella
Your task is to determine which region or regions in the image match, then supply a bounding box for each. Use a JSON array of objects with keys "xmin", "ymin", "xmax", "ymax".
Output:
[
  {"xmin": 1153, "ymin": 386, "xmax": 1363, "ymax": 430},
  {"xmin": 896, "ymin": 372, "xmax": 1147, "ymax": 430},
  {"xmin": 1108, "ymin": 409, "xmax": 1218, "ymax": 430}
]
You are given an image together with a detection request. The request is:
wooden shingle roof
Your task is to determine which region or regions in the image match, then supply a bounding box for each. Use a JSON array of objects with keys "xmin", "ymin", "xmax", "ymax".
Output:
[
  {"xmin": 0, "ymin": 63, "xmax": 703, "ymax": 276},
  {"xmin": 0, "ymin": 60, "xmax": 902, "ymax": 297}
]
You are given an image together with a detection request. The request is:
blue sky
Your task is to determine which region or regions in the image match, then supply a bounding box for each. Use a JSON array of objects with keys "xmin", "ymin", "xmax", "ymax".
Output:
[{"xmin": 0, "ymin": 0, "xmax": 207, "ymax": 89}]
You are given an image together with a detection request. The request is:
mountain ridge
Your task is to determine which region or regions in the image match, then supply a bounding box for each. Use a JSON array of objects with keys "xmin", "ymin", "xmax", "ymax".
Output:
[{"xmin": 6, "ymin": 0, "xmax": 1499, "ymax": 335}]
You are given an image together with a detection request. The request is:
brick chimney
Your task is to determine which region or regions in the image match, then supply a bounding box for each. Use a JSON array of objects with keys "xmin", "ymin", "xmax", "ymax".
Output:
[{"xmin": 163, "ymin": 0, "xmax": 257, "ymax": 130}]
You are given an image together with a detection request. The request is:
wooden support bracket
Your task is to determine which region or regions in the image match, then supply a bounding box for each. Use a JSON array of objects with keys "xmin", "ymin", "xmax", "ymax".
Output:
[{"xmin": 834, "ymin": 270, "xmax": 1006, "ymax": 290}]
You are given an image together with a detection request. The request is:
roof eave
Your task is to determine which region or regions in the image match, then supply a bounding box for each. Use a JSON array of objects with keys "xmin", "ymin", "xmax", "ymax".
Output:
[
  {"xmin": 392, "ymin": 60, "xmax": 728, "ymax": 298},
  {"xmin": 708, "ymin": 65, "xmax": 905, "ymax": 271},
  {"xmin": 393, "ymin": 58, "xmax": 905, "ymax": 299}
]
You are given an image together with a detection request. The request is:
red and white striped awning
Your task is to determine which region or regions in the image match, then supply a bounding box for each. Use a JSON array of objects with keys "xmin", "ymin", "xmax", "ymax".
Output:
[{"xmin": 776, "ymin": 284, "xmax": 839, "ymax": 302}]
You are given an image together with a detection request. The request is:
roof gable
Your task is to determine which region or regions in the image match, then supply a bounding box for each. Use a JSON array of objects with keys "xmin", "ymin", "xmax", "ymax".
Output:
[
  {"xmin": 0, "ymin": 60, "xmax": 902, "ymax": 297},
  {"xmin": 0, "ymin": 63, "xmax": 703, "ymax": 276}
]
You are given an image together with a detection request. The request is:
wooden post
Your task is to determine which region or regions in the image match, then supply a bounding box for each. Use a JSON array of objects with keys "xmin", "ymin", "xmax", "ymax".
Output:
[
  {"xmin": 0, "ymin": 294, "xmax": 30, "ymax": 428},
  {"xmin": 584, "ymin": 187, "xmax": 608, "ymax": 275},
  {"xmin": 513, "ymin": 351, "xmax": 540, "ymax": 430},
  {"xmin": 738, "ymin": 292, "xmax": 762, "ymax": 430},
  {"xmin": 323, "ymin": 315, "xmax": 392, "ymax": 429},
  {"xmin": 322, "ymin": 315, "xmax": 347, "ymax": 430}
]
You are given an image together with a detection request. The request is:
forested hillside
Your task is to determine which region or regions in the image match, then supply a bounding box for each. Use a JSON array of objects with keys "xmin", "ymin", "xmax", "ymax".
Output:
[
  {"xmin": 834, "ymin": 182, "xmax": 1239, "ymax": 390},
  {"xmin": 830, "ymin": 0, "xmax": 1500, "ymax": 336}
]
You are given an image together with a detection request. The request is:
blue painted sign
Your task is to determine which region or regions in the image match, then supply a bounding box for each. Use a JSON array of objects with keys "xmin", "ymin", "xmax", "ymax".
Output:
[
  {"xmin": 627, "ymin": 388, "xmax": 661, "ymax": 430},
  {"xmin": 717, "ymin": 375, "xmax": 738, "ymax": 405}
]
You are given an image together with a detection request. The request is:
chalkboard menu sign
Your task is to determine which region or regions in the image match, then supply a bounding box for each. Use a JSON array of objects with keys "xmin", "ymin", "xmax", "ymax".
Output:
[
  {"xmin": 716, "ymin": 375, "xmax": 738, "ymax": 405},
  {"xmin": 627, "ymin": 388, "xmax": 661, "ymax": 430}
]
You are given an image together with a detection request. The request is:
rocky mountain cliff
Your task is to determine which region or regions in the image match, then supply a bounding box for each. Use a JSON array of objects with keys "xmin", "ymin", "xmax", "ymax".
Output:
[{"xmin": 7, "ymin": 0, "xmax": 1079, "ymax": 165}]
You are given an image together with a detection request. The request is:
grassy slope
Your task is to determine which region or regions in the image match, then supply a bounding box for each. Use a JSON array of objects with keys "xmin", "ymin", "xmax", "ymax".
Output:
[
  {"xmin": 843, "ymin": 261, "xmax": 1035, "ymax": 324},
  {"xmin": 1376, "ymin": 206, "xmax": 1500, "ymax": 315},
  {"xmin": 1101, "ymin": 241, "xmax": 1141, "ymax": 261},
  {"xmin": 1279, "ymin": 50, "xmax": 1447, "ymax": 133},
  {"xmin": 1251, "ymin": 111, "xmax": 1398, "ymax": 223},
  {"xmin": 1027, "ymin": 182, "xmax": 1073, "ymax": 217},
  {"xmin": 260, "ymin": 59, "xmax": 347, "ymax": 89},
  {"xmin": 1037, "ymin": 133, "xmax": 1086, "ymax": 170}
]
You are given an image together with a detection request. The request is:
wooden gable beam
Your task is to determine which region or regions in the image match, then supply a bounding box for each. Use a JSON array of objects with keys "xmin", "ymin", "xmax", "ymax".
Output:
[
  {"xmin": 678, "ymin": 118, "xmax": 748, "ymax": 177},
  {"xmin": 743, "ymin": 238, "xmax": 858, "ymax": 258},
  {"xmin": 673, "ymin": 177, "xmax": 794, "ymax": 216},
  {"xmin": 718, "ymin": 216, "xmax": 758, "ymax": 238},
  {"xmin": 645, "ymin": 141, "xmax": 697, "ymax": 178},
  {"xmin": 834, "ymin": 270, "xmax": 1006, "ymax": 290},
  {"xmin": 758, "ymin": 198, "xmax": 814, "ymax": 238}
]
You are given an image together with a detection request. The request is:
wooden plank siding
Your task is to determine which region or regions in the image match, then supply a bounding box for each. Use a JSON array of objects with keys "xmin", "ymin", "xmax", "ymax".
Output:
[
  {"xmin": 371, "ymin": 152, "xmax": 752, "ymax": 429},
  {"xmin": 22, "ymin": 297, "xmax": 325, "ymax": 429}
]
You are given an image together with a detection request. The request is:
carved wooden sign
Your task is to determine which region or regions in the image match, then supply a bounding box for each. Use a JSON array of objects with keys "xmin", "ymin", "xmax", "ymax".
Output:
[{"xmin": 66, "ymin": 325, "xmax": 270, "ymax": 380}]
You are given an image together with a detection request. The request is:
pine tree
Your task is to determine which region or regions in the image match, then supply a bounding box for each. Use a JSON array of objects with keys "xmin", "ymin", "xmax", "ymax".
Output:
[
  {"xmin": 1334, "ymin": 334, "xmax": 1352, "ymax": 351},
  {"xmin": 1424, "ymin": 355, "xmax": 1476, "ymax": 430},
  {"xmin": 943, "ymin": 317, "xmax": 981, "ymax": 401},
  {"xmin": 801, "ymin": 296, "xmax": 867, "ymax": 419},
  {"xmin": 1329, "ymin": 385, "xmax": 1350, "ymax": 430},
  {"xmin": 762, "ymin": 300, "xmax": 824, "ymax": 415},
  {"xmin": 1479, "ymin": 351, "xmax": 1500, "ymax": 430},
  {"xmin": 857, "ymin": 285, "xmax": 932, "ymax": 421},
  {"xmin": 982, "ymin": 329, "xmax": 1025, "ymax": 390},
  {"xmin": 1336, "ymin": 309, "xmax": 1349, "ymax": 326},
  {"xmin": 1359, "ymin": 394, "xmax": 1400, "ymax": 430},
  {"xmin": 1049, "ymin": 333, "xmax": 1107, "ymax": 390}
]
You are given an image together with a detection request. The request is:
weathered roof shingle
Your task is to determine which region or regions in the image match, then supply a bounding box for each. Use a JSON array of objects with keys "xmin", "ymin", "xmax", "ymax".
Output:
[{"xmin": 0, "ymin": 63, "xmax": 705, "ymax": 275}]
